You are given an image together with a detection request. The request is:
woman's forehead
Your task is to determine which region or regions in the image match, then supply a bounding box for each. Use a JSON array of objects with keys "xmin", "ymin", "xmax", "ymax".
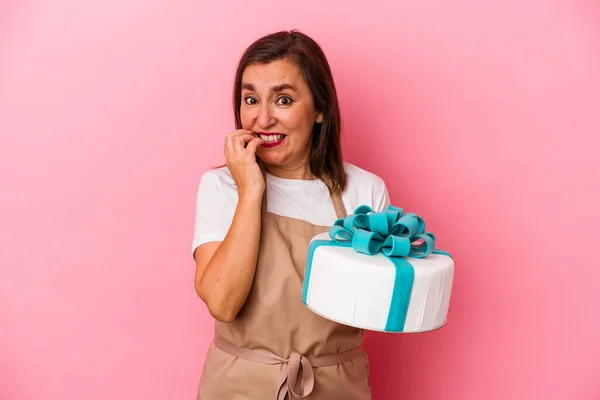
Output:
[{"xmin": 241, "ymin": 60, "xmax": 306, "ymax": 90}]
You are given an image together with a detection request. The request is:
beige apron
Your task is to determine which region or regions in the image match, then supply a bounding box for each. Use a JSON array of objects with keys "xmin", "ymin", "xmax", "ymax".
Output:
[{"xmin": 196, "ymin": 183, "xmax": 372, "ymax": 400}]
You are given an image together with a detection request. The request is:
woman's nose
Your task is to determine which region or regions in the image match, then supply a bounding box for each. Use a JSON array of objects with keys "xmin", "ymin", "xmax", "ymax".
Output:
[{"xmin": 257, "ymin": 104, "xmax": 276, "ymax": 129}]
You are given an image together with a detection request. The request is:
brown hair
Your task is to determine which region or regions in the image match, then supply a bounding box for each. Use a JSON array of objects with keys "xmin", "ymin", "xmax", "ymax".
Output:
[{"xmin": 233, "ymin": 30, "xmax": 347, "ymax": 193}]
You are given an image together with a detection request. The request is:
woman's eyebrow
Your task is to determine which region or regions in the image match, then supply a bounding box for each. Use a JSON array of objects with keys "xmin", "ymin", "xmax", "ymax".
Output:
[
  {"xmin": 242, "ymin": 83, "xmax": 255, "ymax": 91},
  {"xmin": 241, "ymin": 83, "xmax": 298, "ymax": 93},
  {"xmin": 271, "ymin": 84, "xmax": 297, "ymax": 93}
]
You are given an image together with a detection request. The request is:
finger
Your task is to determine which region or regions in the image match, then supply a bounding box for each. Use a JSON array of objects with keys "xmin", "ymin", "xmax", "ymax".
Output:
[
  {"xmin": 233, "ymin": 134, "xmax": 258, "ymax": 152},
  {"xmin": 227, "ymin": 129, "xmax": 254, "ymax": 139},
  {"xmin": 244, "ymin": 137, "xmax": 263, "ymax": 156},
  {"xmin": 225, "ymin": 135, "xmax": 237, "ymax": 159},
  {"xmin": 226, "ymin": 134, "xmax": 243, "ymax": 156},
  {"xmin": 239, "ymin": 134, "xmax": 258, "ymax": 144},
  {"xmin": 226, "ymin": 130, "xmax": 253, "ymax": 154}
]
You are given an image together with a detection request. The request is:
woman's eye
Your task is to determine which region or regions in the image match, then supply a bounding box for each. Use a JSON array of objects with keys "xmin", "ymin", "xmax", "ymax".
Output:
[
  {"xmin": 244, "ymin": 96, "xmax": 257, "ymax": 105},
  {"xmin": 277, "ymin": 96, "xmax": 293, "ymax": 106}
]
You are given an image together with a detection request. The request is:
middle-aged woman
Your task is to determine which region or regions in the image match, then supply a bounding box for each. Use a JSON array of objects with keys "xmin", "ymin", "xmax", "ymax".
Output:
[{"xmin": 192, "ymin": 30, "xmax": 390, "ymax": 399}]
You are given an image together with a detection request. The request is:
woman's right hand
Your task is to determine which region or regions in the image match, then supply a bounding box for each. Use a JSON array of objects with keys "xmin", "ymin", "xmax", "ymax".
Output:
[{"xmin": 224, "ymin": 129, "xmax": 265, "ymax": 199}]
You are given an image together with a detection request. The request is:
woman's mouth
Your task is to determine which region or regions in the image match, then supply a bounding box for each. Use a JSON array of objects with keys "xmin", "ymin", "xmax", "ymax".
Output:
[{"xmin": 258, "ymin": 132, "xmax": 286, "ymax": 148}]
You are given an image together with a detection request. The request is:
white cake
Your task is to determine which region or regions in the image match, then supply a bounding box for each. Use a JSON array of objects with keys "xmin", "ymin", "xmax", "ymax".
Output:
[{"xmin": 301, "ymin": 205, "xmax": 454, "ymax": 333}]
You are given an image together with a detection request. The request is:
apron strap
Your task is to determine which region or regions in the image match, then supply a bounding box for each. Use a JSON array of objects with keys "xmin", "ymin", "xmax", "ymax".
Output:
[
  {"xmin": 330, "ymin": 190, "xmax": 347, "ymax": 219},
  {"xmin": 212, "ymin": 336, "xmax": 364, "ymax": 400},
  {"xmin": 259, "ymin": 159, "xmax": 268, "ymax": 214}
]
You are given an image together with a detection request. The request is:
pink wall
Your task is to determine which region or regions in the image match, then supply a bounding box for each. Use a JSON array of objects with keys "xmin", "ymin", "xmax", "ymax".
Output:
[{"xmin": 1, "ymin": 0, "xmax": 599, "ymax": 399}]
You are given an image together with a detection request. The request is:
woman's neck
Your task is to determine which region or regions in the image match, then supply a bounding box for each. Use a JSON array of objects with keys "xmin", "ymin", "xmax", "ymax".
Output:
[{"xmin": 265, "ymin": 161, "xmax": 315, "ymax": 180}]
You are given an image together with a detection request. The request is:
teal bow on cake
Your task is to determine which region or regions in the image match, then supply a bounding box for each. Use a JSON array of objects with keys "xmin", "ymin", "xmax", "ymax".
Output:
[
  {"xmin": 303, "ymin": 204, "xmax": 451, "ymax": 332},
  {"xmin": 328, "ymin": 205, "xmax": 449, "ymax": 259}
]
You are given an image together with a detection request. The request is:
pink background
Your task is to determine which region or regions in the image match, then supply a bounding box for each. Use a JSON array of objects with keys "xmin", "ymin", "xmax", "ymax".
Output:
[{"xmin": 1, "ymin": 0, "xmax": 599, "ymax": 399}]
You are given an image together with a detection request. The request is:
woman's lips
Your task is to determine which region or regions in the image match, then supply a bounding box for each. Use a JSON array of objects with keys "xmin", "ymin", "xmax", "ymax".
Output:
[{"xmin": 258, "ymin": 132, "xmax": 286, "ymax": 148}]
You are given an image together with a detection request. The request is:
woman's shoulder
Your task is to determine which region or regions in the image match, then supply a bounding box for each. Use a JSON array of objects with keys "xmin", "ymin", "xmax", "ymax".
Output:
[
  {"xmin": 196, "ymin": 166, "xmax": 239, "ymax": 207},
  {"xmin": 198, "ymin": 166, "xmax": 236, "ymax": 190},
  {"xmin": 342, "ymin": 162, "xmax": 390, "ymax": 212},
  {"xmin": 343, "ymin": 162, "xmax": 387, "ymax": 191}
]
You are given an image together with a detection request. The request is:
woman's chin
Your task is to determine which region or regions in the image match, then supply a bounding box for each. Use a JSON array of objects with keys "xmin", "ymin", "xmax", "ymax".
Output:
[
  {"xmin": 258, "ymin": 157, "xmax": 284, "ymax": 168},
  {"xmin": 257, "ymin": 149, "xmax": 285, "ymax": 165}
]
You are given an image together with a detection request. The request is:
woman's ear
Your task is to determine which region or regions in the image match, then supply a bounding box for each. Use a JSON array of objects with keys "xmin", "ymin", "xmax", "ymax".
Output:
[{"xmin": 316, "ymin": 112, "xmax": 324, "ymax": 124}]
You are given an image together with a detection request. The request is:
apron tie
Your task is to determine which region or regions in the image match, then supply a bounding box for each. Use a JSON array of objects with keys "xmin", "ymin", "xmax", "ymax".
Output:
[
  {"xmin": 275, "ymin": 351, "xmax": 314, "ymax": 399},
  {"xmin": 213, "ymin": 336, "xmax": 364, "ymax": 400}
]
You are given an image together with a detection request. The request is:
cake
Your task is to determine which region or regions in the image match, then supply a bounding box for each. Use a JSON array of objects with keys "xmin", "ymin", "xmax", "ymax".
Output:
[{"xmin": 302, "ymin": 205, "xmax": 454, "ymax": 333}]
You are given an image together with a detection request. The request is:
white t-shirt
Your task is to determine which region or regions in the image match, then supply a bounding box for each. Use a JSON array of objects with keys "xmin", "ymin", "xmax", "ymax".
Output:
[{"xmin": 192, "ymin": 162, "xmax": 390, "ymax": 256}]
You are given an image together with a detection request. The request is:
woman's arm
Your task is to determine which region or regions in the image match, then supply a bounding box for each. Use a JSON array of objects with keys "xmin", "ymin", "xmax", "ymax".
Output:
[
  {"xmin": 194, "ymin": 192, "xmax": 262, "ymax": 322},
  {"xmin": 193, "ymin": 129, "xmax": 264, "ymax": 322}
]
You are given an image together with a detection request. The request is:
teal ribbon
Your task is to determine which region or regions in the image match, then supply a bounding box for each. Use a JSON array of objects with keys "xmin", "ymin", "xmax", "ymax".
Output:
[{"xmin": 303, "ymin": 205, "xmax": 451, "ymax": 332}]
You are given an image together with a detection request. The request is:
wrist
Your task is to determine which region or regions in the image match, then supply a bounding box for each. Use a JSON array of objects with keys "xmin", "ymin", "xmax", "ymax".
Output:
[{"xmin": 238, "ymin": 189, "xmax": 264, "ymax": 205}]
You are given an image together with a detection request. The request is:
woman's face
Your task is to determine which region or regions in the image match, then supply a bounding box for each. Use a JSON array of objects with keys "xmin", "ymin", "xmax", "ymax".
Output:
[{"xmin": 240, "ymin": 58, "xmax": 323, "ymax": 176}]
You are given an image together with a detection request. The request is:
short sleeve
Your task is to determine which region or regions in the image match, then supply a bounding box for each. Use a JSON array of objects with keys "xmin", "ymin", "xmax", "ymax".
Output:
[
  {"xmin": 373, "ymin": 177, "xmax": 391, "ymax": 212},
  {"xmin": 191, "ymin": 172, "xmax": 235, "ymax": 258}
]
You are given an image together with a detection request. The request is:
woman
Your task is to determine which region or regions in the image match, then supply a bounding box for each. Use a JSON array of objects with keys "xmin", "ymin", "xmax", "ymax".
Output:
[{"xmin": 192, "ymin": 30, "xmax": 390, "ymax": 400}]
